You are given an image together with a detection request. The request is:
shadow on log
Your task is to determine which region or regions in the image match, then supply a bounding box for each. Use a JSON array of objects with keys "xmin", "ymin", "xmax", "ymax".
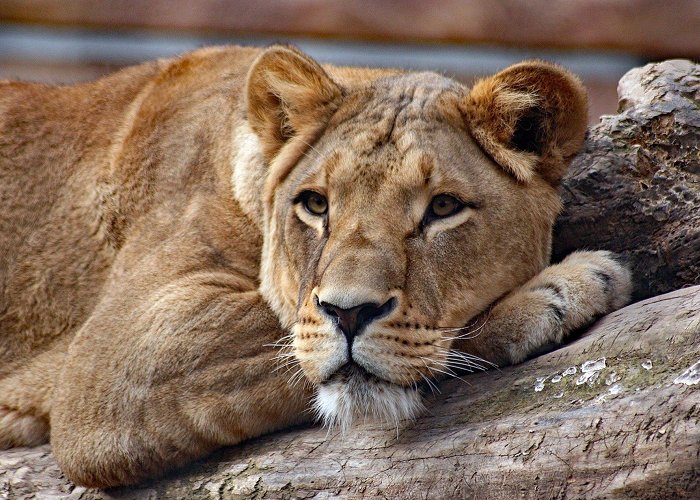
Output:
[{"xmin": 1, "ymin": 60, "xmax": 699, "ymax": 499}]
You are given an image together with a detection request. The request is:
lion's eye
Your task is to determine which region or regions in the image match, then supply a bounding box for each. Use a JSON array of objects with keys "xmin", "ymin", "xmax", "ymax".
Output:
[
  {"xmin": 299, "ymin": 191, "xmax": 328, "ymax": 216},
  {"xmin": 429, "ymin": 194, "xmax": 463, "ymax": 218}
]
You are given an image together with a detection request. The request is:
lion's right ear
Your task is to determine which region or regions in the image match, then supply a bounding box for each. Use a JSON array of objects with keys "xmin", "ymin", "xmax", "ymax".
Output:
[
  {"xmin": 246, "ymin": 46, "xmax": 342, "ymax": 160},
  {"xmin": 461, "ymin": 61, "xmax": 588, "ymax": 186}
]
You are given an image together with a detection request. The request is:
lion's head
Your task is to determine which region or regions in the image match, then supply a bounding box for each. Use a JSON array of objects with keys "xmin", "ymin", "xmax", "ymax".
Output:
[{"xmin": 234, "ymin": 46, "xmax": 587, "ymax": 428}]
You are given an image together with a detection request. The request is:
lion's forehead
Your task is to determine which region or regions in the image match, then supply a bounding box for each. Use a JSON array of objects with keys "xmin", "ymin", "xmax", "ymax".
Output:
[
  {"xmin": 323, "ymin": 141, "xmax": 432, "ymax": 205},
  {"xmin": 330, "ymin": 73, "xmax": 464, "ymax": 152},
  {"xmin": 299, "ymin": 74, "xmax": 477, "ymax": 213}
]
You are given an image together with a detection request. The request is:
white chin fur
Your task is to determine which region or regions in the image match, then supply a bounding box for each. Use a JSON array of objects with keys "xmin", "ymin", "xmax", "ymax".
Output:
[{"xmin": 313, "ymin": 371, "xmax": 424, "ymax": 432}]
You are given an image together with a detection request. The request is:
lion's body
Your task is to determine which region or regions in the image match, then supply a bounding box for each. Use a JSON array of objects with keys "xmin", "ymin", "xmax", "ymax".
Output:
[
  {"xmin": 0, "ymin": 47, "xmax": 312, "ymax": 483},
  {"xmin": 0, "ymin": 50, "xmax": 247, "ymax": 366},
  {"xmin": 0, "ymin": 45, "xmax": 631, "ymax": 487}
]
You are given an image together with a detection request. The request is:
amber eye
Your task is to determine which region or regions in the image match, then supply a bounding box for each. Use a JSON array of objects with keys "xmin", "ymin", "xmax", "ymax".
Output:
[
  {"xmin": 430, "ymin": 194, "xmax": 463, "ymax": 218},
  {"xmin": 299, "ymin": 191, "xmax": 328, "ymax": 216}
]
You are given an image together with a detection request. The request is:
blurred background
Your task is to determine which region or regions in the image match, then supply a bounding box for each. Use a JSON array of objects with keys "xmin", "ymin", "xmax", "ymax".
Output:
[{"xmin": 1, "ymin": 0, "xmax": 699, "ymax": 123}]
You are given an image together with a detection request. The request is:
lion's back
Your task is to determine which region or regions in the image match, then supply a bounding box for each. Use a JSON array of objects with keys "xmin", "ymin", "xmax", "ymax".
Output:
[
  {"xmin": 0, "ymin": 46, "xmax": 263, "ymax": 372},
  {"xmin": 0, "ymin": 61, "xmax": 166, "ymax": 369}
]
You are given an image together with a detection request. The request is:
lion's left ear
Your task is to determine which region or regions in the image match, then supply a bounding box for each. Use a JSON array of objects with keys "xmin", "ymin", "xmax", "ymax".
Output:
[
  {"xmin": 462, "ymin": 61, "xmax": 588, "ymax": 185},
  {"xmin": 246, "ymin": 45, "xmax": 342, "ymax": 160}
]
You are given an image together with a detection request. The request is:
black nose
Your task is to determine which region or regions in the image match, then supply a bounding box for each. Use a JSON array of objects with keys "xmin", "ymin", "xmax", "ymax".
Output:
[{"xmin": 316, "ymin": 297, "xmax": 396, "ymax": 345}]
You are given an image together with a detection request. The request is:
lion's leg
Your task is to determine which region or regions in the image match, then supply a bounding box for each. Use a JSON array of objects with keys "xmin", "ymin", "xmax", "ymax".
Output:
[
  {"xmin": 0, "ymin": 406, "xmax": 49, "ymax": 448},
  {"xmin": 455, "ymin": 251, "xmax": 632, "ymax": 366},
  {"xmin": 50, "ymin": 275, "xmax": 311, "ymax": 488},
  {"xmin": 0, "ymin": 341, "xmax": 66, "ymax": 448}
]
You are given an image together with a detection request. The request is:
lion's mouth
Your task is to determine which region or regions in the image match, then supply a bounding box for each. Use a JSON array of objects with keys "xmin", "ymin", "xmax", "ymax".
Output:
[
  {"xmin": 322, "ymin": 361, "xmax": 378, "ymax": 385},
  {"xmin": 314, "ymin": 361, "xmax": 424, "ymax": 430}
]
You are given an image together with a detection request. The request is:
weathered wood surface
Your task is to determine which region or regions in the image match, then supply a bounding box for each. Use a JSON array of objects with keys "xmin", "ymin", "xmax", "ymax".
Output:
[
  {"xmin": 1, "ymin": 0, "xmax": 699, "ymax": 57},
  {"xmin": 2, "ymin": 286, "xmax": 699, "ymax": 499},
  {"xmin": 554, "ymin": 59, "xmax": 700, "ymax": 301}
]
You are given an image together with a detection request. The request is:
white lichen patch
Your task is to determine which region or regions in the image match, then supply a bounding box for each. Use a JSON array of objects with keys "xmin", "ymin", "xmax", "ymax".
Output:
[
  {"xmin": 595, "ymin": 383, "xmax": 624, "ymax": 403},
  {"xmin": 576, "ymin": 371, "xmax": 600, "ymax": 386},
  {"xmin": 581, "ymin": 358, "xmax": 606, "ymax": 373},
  {"xmin": 641, "ymin": 359, "xmax": 653, "ymax": 370},
  {"xmin": 534, "ymin": 377, "xmax": 546, "ymax": 392},
  {"xmin": 605, "ymin": 371, "xmax": 620, "ymax": 385},
  {"xmin": 576, "ymin": 357, "xmax": 606, "ymax": 387},
  {"xmin": 532, "ymin": 357, "xmax": 624, "ymax": 396},
  {"xmin": 674, "ymin": 359, "xmax": 700, "ymax": 386}
]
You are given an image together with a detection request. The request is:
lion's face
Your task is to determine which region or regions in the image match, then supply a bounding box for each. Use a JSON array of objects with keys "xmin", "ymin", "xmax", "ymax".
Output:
[{"xmin": 244, "ymin": 47, "xmax": 587, "ymax": 427}]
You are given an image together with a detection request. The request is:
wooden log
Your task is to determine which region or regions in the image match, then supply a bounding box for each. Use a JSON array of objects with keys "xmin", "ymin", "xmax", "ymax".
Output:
[
  {"xmin": 1, "ymin": 286, "xmax": 699, "ymax": 498},
  {"xmin": 554, "ymin": 59, "xmax": 700, "ymax": 301}
]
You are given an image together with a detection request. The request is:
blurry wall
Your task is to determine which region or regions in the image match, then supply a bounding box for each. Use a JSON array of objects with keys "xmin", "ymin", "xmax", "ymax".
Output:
[{"xmin": 1, "ymin": 0, "xmax": 699, "ymax": 123}]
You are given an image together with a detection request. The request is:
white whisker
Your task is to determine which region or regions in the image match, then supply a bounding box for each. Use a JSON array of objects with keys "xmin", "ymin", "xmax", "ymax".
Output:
[
  {"xmin": 443, "ymin": 359, "xmax": 487, "ymax": 373},
  {"xmin": 434, "ymin": 347, "xmax": 499, "ymax": 369},
  {"xmin": 272, "ymin": 358, "xmax": 300, "ymax": 374},
  {"xmin": 436, "ymin": 311, "xmax": 492, "ymax": 342},
  {"xmin": 419, "ymin": 371, "xmax": 441, "ymax": 395},
  {"xmin": 298, "ymin": 138, "xmax": 332, "ymax": 164},
  {"xmin": 288, "ymin": 367, "xmax": 310, "ymax": 389},
  {"xmin": 425, "ymin": 364, "xmax": 472, "ymax": 386}
]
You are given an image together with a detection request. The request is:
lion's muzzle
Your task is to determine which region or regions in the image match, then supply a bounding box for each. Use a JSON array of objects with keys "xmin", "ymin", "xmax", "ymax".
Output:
[{"xmin": 315, "ymin": 295, "xmax": 397, "ymax": 347}]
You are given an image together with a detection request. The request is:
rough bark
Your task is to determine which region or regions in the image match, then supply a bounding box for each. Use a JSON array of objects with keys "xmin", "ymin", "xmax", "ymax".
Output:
[
  {"xmin": 2, "ymin": 61, "xmax": 700, "ymax": 498},
  {"xmin": 554, "ymin": 59, "xmax": 700, "ymax": 301},
  {"xmin": 2, "ymin": 286, "xmax": 699, "ymax": 499}
]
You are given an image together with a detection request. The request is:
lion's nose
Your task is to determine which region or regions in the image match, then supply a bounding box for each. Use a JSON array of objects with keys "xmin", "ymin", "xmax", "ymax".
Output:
[{"xmin": 316, "ymin": 297, "xmax": 396, "ymax": 345}]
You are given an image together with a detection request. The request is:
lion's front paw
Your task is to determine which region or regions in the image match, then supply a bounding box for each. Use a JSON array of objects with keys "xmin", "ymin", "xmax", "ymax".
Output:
[
  {"xmin": 490, "ymin": 250, "xmax": 632, "ymax": 364},
  {"xmin": 452, "ymin": 251, "xmax": 632, "ymax": 366},
  {"xmin": 531, "ymin": 250, "xmax": 633, "ymax": 332}
]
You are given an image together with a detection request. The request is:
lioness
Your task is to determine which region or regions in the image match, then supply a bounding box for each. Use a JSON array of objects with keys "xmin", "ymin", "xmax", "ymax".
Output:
[{"xmin": 0, "ymin": 45, "xmax": 631, "ymax": 488}]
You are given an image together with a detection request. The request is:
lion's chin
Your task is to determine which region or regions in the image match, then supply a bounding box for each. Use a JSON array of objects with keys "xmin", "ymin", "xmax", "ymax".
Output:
[{"xmin": 313, "ymin": 364, "xmax": 424, "ymax": 431}]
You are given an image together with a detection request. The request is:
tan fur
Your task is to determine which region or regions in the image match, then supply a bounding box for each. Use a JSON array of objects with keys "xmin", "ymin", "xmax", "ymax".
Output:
[
  {"xmin": 463, "ymin": 61, "xmax": 589, "ymax": 184},
  {"xmin": 0, "ymin": 45, "xmax": 631, "ymax": 488}
]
